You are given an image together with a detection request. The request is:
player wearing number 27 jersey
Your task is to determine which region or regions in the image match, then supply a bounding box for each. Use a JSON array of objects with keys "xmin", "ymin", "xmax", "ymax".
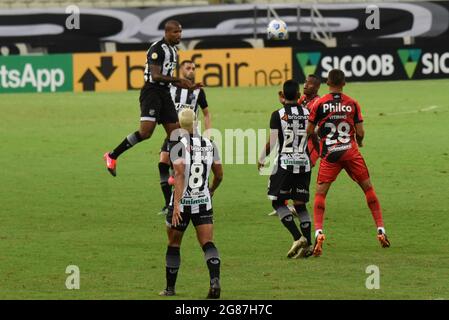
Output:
[
  {"xmin": 259, "ymin": 80, "xmax": 318, "ymax": 259},
  {"xmin": 307, "ymin": 69, "xmax": 390, "ymax": 257}
]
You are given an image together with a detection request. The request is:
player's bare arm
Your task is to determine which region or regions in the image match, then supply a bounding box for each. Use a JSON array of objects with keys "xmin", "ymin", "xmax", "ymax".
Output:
[
  {"xmin": 172, "ymin": 158, "xmax": 185, "ymax": 227},
  {"xmin": 306, "ymin": 122, "xmax": 320, "ymax": 158},
  {"xmin": 258, "ymin": 129, "xmax": 278, "ymax": 171},
  {"xmin": 306, "ymin": 122, "xmax": 316, "ymax": 137},
  {"xmin": 355, "ymin": 122, "xmax": 365, "ymax": 147},
  {"xmin": 202, "ymin": 107, "xmax": 212, "ymax": 132},
  {"xmin": 149, "ymin": 64, "xmax": 192, "ymax": 89},
  {"xmin": 209, "ymin": 161, "xmax": 223, "ymax": 197}
]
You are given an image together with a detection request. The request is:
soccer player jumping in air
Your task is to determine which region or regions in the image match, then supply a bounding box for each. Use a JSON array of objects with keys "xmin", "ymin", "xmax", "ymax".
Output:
[
  {"xmin": 103, "ymin": 20, "xmax": 201, "ymax": 176},
  {"xmin": 306, "ymin": 69, "xmax": 390, "ymax": 257}
]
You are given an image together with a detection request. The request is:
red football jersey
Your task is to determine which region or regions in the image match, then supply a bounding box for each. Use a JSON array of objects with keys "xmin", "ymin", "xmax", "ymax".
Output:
[
  {"xmin": 298, "ymin": 94, "xmax": 320, "ymax": 166},
  {"xmin": 309, "ymin": 92, "xmax": 363, "ymax": 162},
  {"xmin": 298, "ymin": 94, "xmax": 320, "ymax": 112}
]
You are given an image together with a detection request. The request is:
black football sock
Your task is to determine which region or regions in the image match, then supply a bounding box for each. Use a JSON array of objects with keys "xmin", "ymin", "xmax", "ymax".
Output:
[
  {"xmin": 295, "ymin": 204, "xmax": 312, "ymax": 245},
  {"xmin": 109, "ymin": 131, "xmax": 142, "ymax": 160},
  {"xmin": 165, "ymin": 246, "xmax": 180, "ymax": 291},
  {"xmin": 273, "ymin": 200, "xmax": 302, "ymax": 241},
  {"xmin": 202, "ymin": 242, "xmax": 220, "ymax": 286},
  {"xmin": 281, "ymin": 214, "xmax": 302, "ymax": 241},
  {"xmin": 159, "ymin": 162, "xmax": 172, "ymax": 207}
]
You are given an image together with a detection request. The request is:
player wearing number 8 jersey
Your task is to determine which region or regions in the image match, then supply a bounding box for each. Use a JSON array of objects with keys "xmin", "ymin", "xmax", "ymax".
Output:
[
  {"xmin": 306, "ymin": 69, "xmax": 390, "ymax": 257},
  {"xmin": 160, "ymin": 108, "xmax": 223, "ymax": 299}
]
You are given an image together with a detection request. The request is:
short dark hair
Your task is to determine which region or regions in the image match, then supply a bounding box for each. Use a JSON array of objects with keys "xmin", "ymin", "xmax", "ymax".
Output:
[
  {"xmin": 327, "ymin": 69, "xmax": 345, "ymax": 86},
  {"xmin": 307, "ymin": 74, "xmax": 321, "ymax": 84},
  {"xmin": 180, "ymin": 60, "xmax": 194, "ymax": 67},
  {"xmin": 165, "ymin": 20, "xmax": 181, "ymax": 31},
  {"xmin": 283, "ymin": 79, "xmax": 299, "ymax": 100}
]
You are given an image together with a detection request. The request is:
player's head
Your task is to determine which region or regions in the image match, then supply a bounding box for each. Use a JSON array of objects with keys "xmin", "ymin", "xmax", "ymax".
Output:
[
  {"xmin": 303, "ymin": 74, "xmax": 321, "ymax": 96},
  {"xmin": 179, "ymin": 108, "xmax": 196, "ymax": 133},
  {"xmin": 179, "ymin": 60, "xmax": 195, "ymax": 81},
  {"xmin": 164, "ymin": 20, "xmax": 182, "ymax": 45},
  {"xmin": 282, "ymin": 79, "xmax": 300, "ymax": 102},
  {"xmin": 327, "ymin": 69, "xmax": 346, "ymax": 88}
]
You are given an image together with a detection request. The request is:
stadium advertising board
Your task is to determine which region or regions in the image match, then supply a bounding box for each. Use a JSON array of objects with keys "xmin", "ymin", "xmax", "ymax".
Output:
[
  {"xmin": 294, "ymin": 47, "xmax": 449, "ymax": 82},
  {"xmin": 73, "ymin": 52, "xmax": 146, "ymax": 92},
  {"xmin": 178, "ymin": 48, "xmax": 292, "ymax": 88},
  {"xmin": 1, "ymin": 46, "xmax": 449, "ymax": 94},
  {"xmin": 0, "ymin": 54, "xmax": 72, "ymax": 93}
]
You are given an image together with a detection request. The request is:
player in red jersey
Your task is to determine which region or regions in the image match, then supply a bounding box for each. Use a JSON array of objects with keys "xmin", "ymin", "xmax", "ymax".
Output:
[
  {"xmin": 298, "ymin": 75, "xmax": 321, "ymax": 167},
  {"xmin": 306, "ymin": 69, "xmax": 390, "ymax": 256}
]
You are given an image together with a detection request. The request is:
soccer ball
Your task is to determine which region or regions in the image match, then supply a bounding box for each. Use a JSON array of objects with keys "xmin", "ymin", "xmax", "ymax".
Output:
[{"xmin": 267, "ymin": 19, "xmax": 288, "ymax": 40}]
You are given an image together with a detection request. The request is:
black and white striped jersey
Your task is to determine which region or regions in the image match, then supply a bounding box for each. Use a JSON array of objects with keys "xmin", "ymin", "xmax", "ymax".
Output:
[
  {"xmin": 170, "ymin": 85, "xmax": 208, "ymax": 118},
  {"xmin": 170, "ymin": 135, "xmax": 220, "ymax": 214},
  {"xmin": 270, "ymin": 104, "xmax": 311, "ymax": 173},
  {"xmin": 144, "ymin": 38, "xmax": 177, "ymax": 88}
]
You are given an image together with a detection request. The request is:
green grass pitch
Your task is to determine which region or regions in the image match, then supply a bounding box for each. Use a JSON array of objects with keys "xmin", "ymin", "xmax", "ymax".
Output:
[{"xmin": 1, "ymin": 79, "xmax": 449, "ymax": 299}]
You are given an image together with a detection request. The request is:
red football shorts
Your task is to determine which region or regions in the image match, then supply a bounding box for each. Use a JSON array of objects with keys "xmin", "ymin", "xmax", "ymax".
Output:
[{"xmin": 317, "ymin": 151, "xmax": 370, "ymax": 184}]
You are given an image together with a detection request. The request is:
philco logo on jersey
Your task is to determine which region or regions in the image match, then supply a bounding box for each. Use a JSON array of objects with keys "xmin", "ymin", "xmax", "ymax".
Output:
[
  {"xmin": 281, "ymin": 114, "xmax": 309, "ymax": 121},
  {"xmin": 323, "ymin": 103, "xmax": 353, "ymax": 113}
]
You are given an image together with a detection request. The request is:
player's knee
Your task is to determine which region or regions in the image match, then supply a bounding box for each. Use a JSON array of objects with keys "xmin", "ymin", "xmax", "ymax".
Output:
[
  {"xmin": 160, "ymin": 152, "xmax": 170, "ymax": 164},
  {"xmin": 271, "ymin": 199, "xmax": 284, "ymax": 210},
  {"xmin": 168, "ymin": 238, "xmax": 181, "ymax": 247},
  {"xmin": 359, "ymin": 179, "xmax": 373, "ymax": 192},
  {"xmin": 272, "ymin": 200, "xmax": 292, "ymax": 220},
  {"xmin": 139, "ymin": 130, "xmax": 152, "ymax": 140},
  {"xmin": 294, "ymin": 203, "xmax": 311, "ymax": 222},
  {"xmin": 139, "ymin": 124, "xmax": 155, "ymax": 140}
]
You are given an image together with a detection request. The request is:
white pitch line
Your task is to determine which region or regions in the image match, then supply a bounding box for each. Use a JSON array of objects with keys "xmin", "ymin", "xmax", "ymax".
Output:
[{"xmin": 375, "ymin": 105, "xmax": 440, "ymax": 117}]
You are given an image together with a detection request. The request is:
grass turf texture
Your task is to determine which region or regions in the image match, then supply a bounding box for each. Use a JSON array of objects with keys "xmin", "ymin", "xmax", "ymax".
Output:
[{"xmin": 1, "ymin": 79, "xmax": 449, "ymax": 299}]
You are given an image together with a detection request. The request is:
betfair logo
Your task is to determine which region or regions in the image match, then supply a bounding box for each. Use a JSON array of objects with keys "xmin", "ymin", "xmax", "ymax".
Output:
[
  {"xmin": 397, "ymin": 49, "xmax": 422, "ymax": 79},
  {"xmin": 296, "ymin": 52, "xmax": 321, "ymax": 77}
]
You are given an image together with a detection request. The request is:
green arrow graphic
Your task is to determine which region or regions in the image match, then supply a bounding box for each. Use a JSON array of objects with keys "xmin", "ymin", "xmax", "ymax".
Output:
[
  {"xmin": 397, "ymin": 49, "xmax": 422, "ymax": 78},
  {"xmin": 296, "ymin": 52, "xmax": 321, "ymax": 77}
]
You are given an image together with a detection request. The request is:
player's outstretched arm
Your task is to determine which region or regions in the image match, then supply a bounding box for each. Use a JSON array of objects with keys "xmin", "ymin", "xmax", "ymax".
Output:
[
  {"xmin": 355, "ymin": 123, "xmax": 365, "ymax": 147},
  {"xmin": 210, "ymin": 161, "xmax": 223, "ymax": 197},
  {"xmin": 150, "ymin": 64, "xmax": 195, "ymax": 89},
  {"xmin": 202, "ymin": 107, "xmax": 212, "ymax": 134},
  {"xmin": 172, "ymin": 159, "xmax": 185, "ymax": 227}
]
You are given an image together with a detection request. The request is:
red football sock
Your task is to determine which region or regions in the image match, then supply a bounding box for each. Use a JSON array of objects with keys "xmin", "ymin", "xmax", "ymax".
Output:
[
  {"xmin": 365, "ymin": 187, "xmax": 384, "ymax": 228},
  {"xmin": 314, "ymin": 193, "xmax": 326, "ymax": 231}
]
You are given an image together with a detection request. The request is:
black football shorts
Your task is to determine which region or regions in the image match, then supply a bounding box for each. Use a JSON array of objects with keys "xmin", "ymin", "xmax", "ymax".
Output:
[
  {"xmin": 139, "ymin": 83, "xmax": 178, "ymax": 124},
  {"xmin": 268, "ymin": 167, "xmax": 311, "ymax": 202},
  {"xmin": 166, "ymin": 208, "xmax": 214, "ymax": 232}
]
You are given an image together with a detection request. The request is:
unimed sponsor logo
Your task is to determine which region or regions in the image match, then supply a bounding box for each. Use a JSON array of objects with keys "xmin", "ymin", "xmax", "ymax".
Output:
[{"xmin": 0, "ymin": 55, "xmax": 72, "ymax": 93}]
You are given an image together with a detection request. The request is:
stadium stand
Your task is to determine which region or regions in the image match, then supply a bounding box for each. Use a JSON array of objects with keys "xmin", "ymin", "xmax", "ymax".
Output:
[{"xmin": 0, "ymin": 0, "xmax": 446, "ymax": 9}]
